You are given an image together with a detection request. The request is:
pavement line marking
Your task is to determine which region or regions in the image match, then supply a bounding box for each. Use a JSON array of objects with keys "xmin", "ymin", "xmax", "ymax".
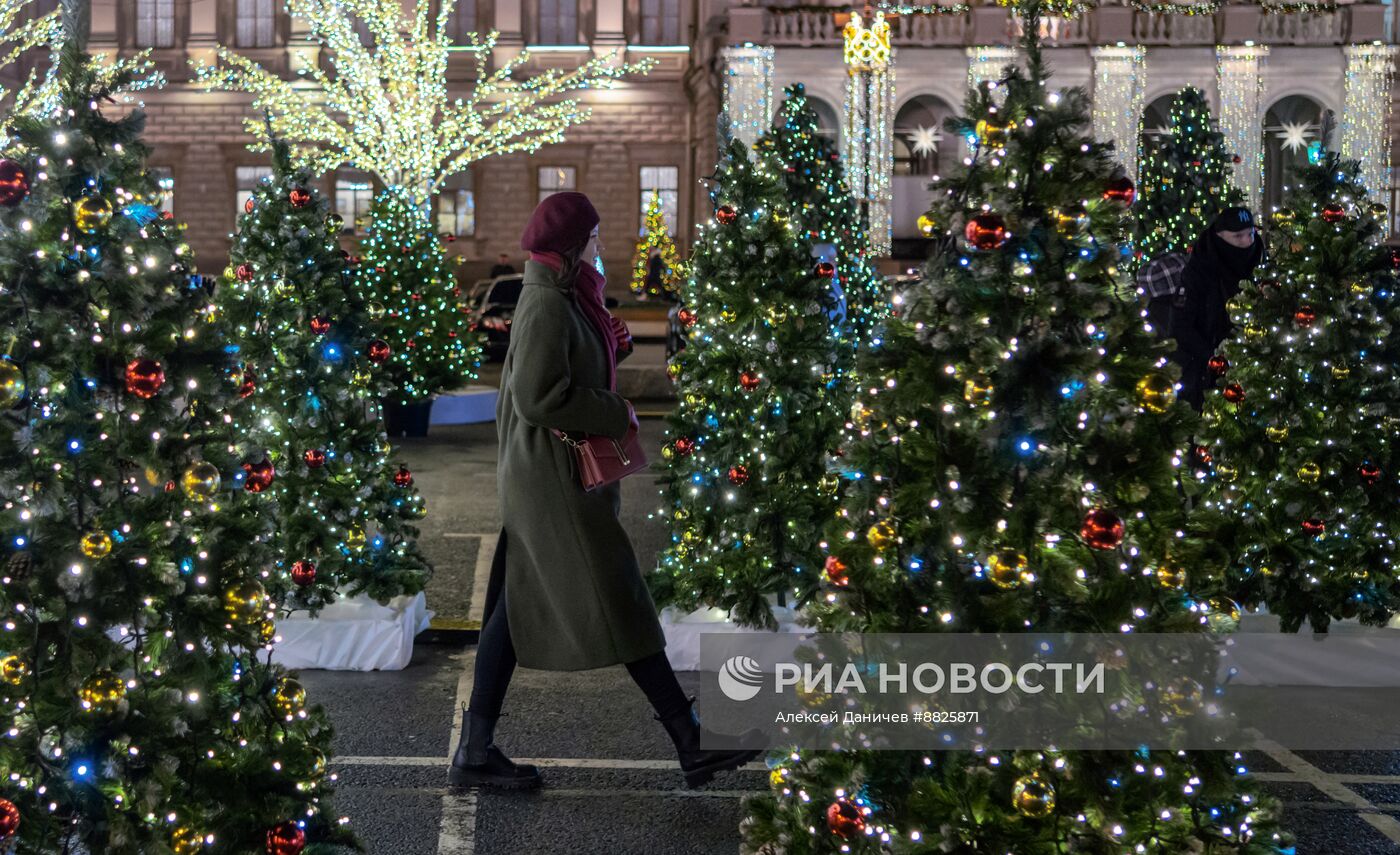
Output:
[
  {"xmin": 1255, "ymin": 736, "xmax": 1400, "ymax": 843},
  {"xmin": 437, "ymin": 649, "xmax": 477, "ymax": 855},
  {"xmin": 467, "ymin": 533, "xmax": 497, "ymax": 626},
  {"xmin": 333, "ymin": 755, "xmax": 766, "ymax": 772},
  {"xmin": 444, "ymin": 532, "xmax": 501, "ymax": 539}
]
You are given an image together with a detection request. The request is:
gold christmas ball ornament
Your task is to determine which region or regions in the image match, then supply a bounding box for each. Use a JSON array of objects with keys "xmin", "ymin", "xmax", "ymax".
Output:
[
  {"xmin": 720, "ymin": 309, "xmax": 737, "ymax": 324},
  {"xmin": 366, "ymin": 301, "xmax": 387, "ymax": 321},
  {"xmin": 256, "ymin": 619, "xmax": 277, "ymax": 647},
  {"xmin": 974, "ymin": 119, "xmax": 1014, "ymax": 146},
  {"xmin": 1271, "ymin": 208, "xmax": 1295, "ymax": 226},
  {"xmin": 222, "ymin": 580, "xmax": 269, "ymax": 626},
  {"xmin": 916, "ymin": 213, "xmax": 938, "ymax": 236},
  {"xmin": 1332, "ymin": 364, "xmax": 1352, "ymax": 380},
  {"xmin": 345, "ymin": 526, "xmax": 367, "ymax": 551},
  {"xmin": 1265, "ymin": 425, "xmax": 1290, "ymax": 443},
  {"xmin": 1297, "ymin": 462, "xmax": 1322, "ymax": 484},
  {"xmin": 1244, "ymin": 323, "xmax": 1265, "ymax": 339},
  {"xmin": 1052, "ymin": 206, "xmax": 1088, "ymax": 236},
  {"xmin": 1215, "ymin": 463, "xmax": 1238, "ymax": 482},
  {"xmin": 72, "ymin": 194, "xmax": 113, "ymax": 233},
  {"xmin": 170, "ymin": 827, "xmax": 206, "ymax": 855},
  {"xmin": 79, "ymin": 669, "xmax": 125, "ymax": 713},
  {"xmin": 0, "ymin": 360, "xmax": 24, "ymax": 408},
  {"xmin": 963, "ymin": 374, "xmax": 994, "ymax": 407},
  {"xmin": 850, "ymin": 401, "xmax": 873, "ymax": 425},
  {"xmin": 1204, "ymin": 596, "xmax": 1241, "ymax": 633},
  {"xmin": 1349, "ymin": 281, "xmax": 1370, "ymax": 296},
  {"xmin": 272, "ymin": 677, "xmax": 307, "ymax": 717},
  {"xmin": 1134, "ymin": 373, "xmax": 1175, "ymax": 414},
  {"xmin": 819, "ymin": 473, "xmax": 840, "ymax": 495},
  {"xmin": 987, "ymin": 548, "xmax": 1029, "ymax": 589},
  {"xmin": 1011, "ymin": 772, "xmax": 1056, "ymax": 818},
  {"xmin": 660, "ymin": 445, "xmax": 674, "ymax": 461},
  {"xmin": 0, "ymin": 654, "xmax": 27, "ymax": 685},
  {"xmin": 1156, "ymin": 564, "xmax": 1187, "ymax": 589},
  {"xmin": 666, "ymin": 362, "xmax": 682, "ymax": 380},
  {"xmin": 769, "ymin": 768, "xmax": 786, "ymax": 787},
  {"xmin": 80, "ymin": 531, "xmax": 112, "ymax": 559},
  {"xmin": 1161, "ymin": 676, "xmax": 1205, "ymax": 715},
  {"xmin": 1370, "ymin": 202, "xmax": 1388, "ymax": 218},
  {"xmin": 180, "ymin": 462, "xmax": 222, "ymax": 501},
  {"xmin": 866, "ymin": 521, "xmax": 896, "ymax": 551}
]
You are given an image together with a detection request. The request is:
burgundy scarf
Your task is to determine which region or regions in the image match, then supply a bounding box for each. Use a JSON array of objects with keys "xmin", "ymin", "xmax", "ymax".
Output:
[{"xmin": 529, "ymin": 251, "xmax": 617, "ymax": 390}]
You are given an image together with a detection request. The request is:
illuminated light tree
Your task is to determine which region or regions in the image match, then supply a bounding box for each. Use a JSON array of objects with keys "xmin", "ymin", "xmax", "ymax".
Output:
[
  {"xmin": 651, "ymin": 139, "xmax": 843, "ymax": 629},
  {"xmin": 0, "ymin": 0, "xmax": 60, "ymax": 120},
  {"xmin": 1198, "ymin": 145, "xmax": 1400, "ymax": 633},
  {"xmin": 0, "ymin": 44, "xmax": 351, "ymax": 853},
  {"xmin": 740, "ymin": 4, "xmax": 1287, "ymax": 851},
  {"xmin": 630, "ymin": 190, "xmax": 684, "ymax": 300},
  {"xmin": 1136, "ymin": 87, "xmax": 1244, "ymax": 261},
  {"xmin": 222, "ymin": 137, "xmax": 431, "ymax": 604},
  {"xmin": 354, "ymin": 187, "xmax": 480, "ymax": 405},
  {"xmin": 191, "ymin": 0, "xmax": 653, "ymax": 206}
]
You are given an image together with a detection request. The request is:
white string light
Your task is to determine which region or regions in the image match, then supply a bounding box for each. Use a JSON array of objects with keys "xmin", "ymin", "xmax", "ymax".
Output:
[
  {"xmin": 843, "ymin": 12, "xmax": 895, "ymax": 255},
  {"xmin": 1216, "ymin": 43, "xmax": 1269, "ymax": 211},
  {"xmin": 721, "ymin": 44, "xmax": 775, "ymax": 149},
  {"xmin": 967, "ymin": 45, "xmax": 1019, "ymax": 89},
  {"xmin": 1091, "ymin": 45, "xmax": 1146, "ymax": 181},
  {"xmin": 1340, "ymin": 43, "xmax": 1396, "ymax": 230}
]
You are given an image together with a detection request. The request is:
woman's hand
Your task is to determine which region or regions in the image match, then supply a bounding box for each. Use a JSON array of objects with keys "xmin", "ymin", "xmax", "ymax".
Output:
[{"xmin": 610, "ymin": 316, "xmax": 633, "ymax": 354}]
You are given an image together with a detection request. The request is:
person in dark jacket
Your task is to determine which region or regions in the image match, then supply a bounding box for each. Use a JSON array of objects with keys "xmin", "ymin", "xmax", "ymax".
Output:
[
  {"xmin": 487, "ymin": 253, "xmax": 516, "ymax": 278},
  {"xmin": 1170, "ymin": 207, "xmax": 1263, "ymax": 411},
  {"xmin": 449, "ymin": 192, "xmax": 759, "ymax": 790}
]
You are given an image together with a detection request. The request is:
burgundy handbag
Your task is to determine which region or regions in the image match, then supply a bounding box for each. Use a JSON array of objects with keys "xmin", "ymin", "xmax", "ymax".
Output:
[{"xmin": 552, "ymin": 427, "xmax": 649, "ymax": 491}]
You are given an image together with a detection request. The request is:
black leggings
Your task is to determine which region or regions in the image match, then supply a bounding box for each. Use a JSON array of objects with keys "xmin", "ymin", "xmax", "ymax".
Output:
[{"xmin": 469, "ymin": 591, "xmax": 690, "ymax": 722}]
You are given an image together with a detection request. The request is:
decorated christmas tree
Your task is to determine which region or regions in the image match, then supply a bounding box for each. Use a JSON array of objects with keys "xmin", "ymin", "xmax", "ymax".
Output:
[
  {"xmin": 758, "ymin": 83, "xmax": 886, "ymax": 349},
  {"xmin": 630, "ymin": 191, "xmax": 684, "ymax": 300},
  {"xmin": 1197, "ymin": 143, "xmax": 1400, "ymax": 633},
  {"xmin": 1136, "ymin": 87, "xmax": 1244, "ymax": 262},
  {"xmin": 0, "ymin": 44, "xmax": 351, "ymax": 854},
  {"xmin": 652, "ymin": 139, "xmax": 843, "ymax": 628},
  {"xmin": 222, "ymin": 138, "xmax": 431, "ymax": 605},
  {"xmin": 740, "ymin": 6, "xmax": 1285, "ymax": 851},
  {"xmin": 354, "ymin": 188, "xmax": 480, "ymax": 405}
]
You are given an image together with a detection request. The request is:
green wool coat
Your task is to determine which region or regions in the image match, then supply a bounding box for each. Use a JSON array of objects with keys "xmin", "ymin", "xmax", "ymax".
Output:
[{"xmin": 488, "ymin": 259, "xmax": 667, "ymax": 671}]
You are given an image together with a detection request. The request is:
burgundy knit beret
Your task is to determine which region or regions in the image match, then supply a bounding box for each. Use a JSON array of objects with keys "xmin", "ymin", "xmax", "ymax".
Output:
[{"xmin": 520, "ymin": 191, "xmax": 600, "ymax": 254}]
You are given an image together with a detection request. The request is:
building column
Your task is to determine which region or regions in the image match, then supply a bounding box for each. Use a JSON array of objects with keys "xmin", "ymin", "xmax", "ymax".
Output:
[
  {"xmin": 720, "ymin": 44, "xmax": 774, "ymax": 150},
  {"xmin": 1216, "ymin": 44, "xmax": 1269, "ymax": 212},
  {"xmin": 186, "ymin": 0, "xmax": 220, "ymax": 68},
  {"xmin": 494, "ymin": 0, "xmax": 524, "ymax": 66},
  {"xmin": 1340, "ymin": 44, "xmax": 1397, "ymax": 224},
  {"xmin": 88, "ymin": 0, "xmax": 119, "ymax": 55},
  {"xmin": 594, "ymin": 0, "xmax": 625, "ymax": 51},
  {"xmin": 1091, "ymin": 45, "xmax": 1147, "ymax": 181},
  {"xmin": 286, "ymin": 0, "xmax": 320, "ymax": 74},
  {"xmin": 966, "ymin": 45, "xmax": 1018, "ymax": 89}
]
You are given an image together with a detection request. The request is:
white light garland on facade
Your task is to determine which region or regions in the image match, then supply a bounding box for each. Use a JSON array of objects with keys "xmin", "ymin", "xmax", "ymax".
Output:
[
  {"xmin": 1216, "ymin": 43, "xmax": 1269, "ymax": 211},
  {"xmin": 1341, "ymin": 43, "xmax": 1396, "ymax": 228},
  {"xmin": 1091, "ymin": 45, "xmax": 1147, "ymax": 181},
  {"xmin": 721, "ymin": 44, "xmax": 775, "ymax": 149},
  {"xmin": 843, "ymin": 11, "xmax": 895, "ymax": 255},
  {"xmin": 967, "ymin": 45, "xmax": 1019, "ymax": 89}
]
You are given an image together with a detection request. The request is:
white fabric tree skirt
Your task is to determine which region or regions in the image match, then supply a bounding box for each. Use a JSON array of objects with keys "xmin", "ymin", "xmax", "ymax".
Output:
[
  {"xmin": 660, "ymin": 605, "xmax": 805, "ymax": 671},
  {"xmin": 270, "ymin": 591, "xmax": 433, "ymax": 671}
]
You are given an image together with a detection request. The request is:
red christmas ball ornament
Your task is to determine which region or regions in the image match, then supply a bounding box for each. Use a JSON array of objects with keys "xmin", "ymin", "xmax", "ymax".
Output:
[
  {"xmin": 1294, "ymin": 305, "xmax": 1316, "ymax": 327},
  {"xmin": 1301, "ymin": 518, "xmax": 1327, "ymax": 537},
  {"xmin": 265, "ymin": 822, "xmax": 306, "ymax": 855},
  {"xmin": 303, "ymin": 449, "xmax": 326, "ymax": 469},
  {"xmin": 0, "ymin": 798, "xmax": 17, "ymax": 838},
  {"xmin": 1103, "ymin": 175, "xmax": 1136, "ymax": 206},
  {"xmin": 290, "ymin": 560, "xmax": 317, "ymax": 587},
  {"xmin": 727, "ymin": 465, "xmax": 750, "ymax": 486},
  {"xmin": 1389, "ymin": 247, "xmax": 1400, "ymax": 270},
  {"xmin": 242, "ymin": 458, "xmax": 275, "ymax": 493},
  {"xmin": 1191, "ymin": 444, "xmax": 1213, "ymax": 468},
  {"xmin": 1079, "ymin": 508, "xmax": 1125, "ymax": 550},
  {"xmin": 235, "ymin": 262, "xmax": 255, "ymax": 282},
  {"xmin": 238, "ymin": 368, "xmax": 257, "ymax": 399},
  {"xmin": 814, "ymin": 261, "xmax": 836, "ymax": 277},
  {"xmin": 1207, "ymin": 355, "xmax": 1229, "ymax": 376},
  {"xmin": 1232, "ymin": 154, "xmax": 1242, "ymax": 164},
  {"xmin": 394, "ymin": 465, "xmax": 414, "ymax": 488},
  {"xmin": 964, "ymin": 213, "xmax": 1009, "ymax": 251},
  {"xmin": 826, "ymin": 799, "xmax": 865, "ymax": 839},
  {"xmin": 0, "ymin": 159, "xmax": 29, "ymax": 207},
  {"xmin": 244, "ymin": 197, "xmax": 255, "ymax": 215},
  {"xmin": 309, "ymin": 315, "xmax": 332, "ymax": 335},
  {"xmin": 1359, "ymin": 462, "xmax": 1383, "ymax": 486},
  {"xmin": 738, "ymin": 370, "xmax": 761, "ymax": 391},
  {"xmin": 1320, "ymin": 203, "xmax": 1347, "ymax": 224},
  {"xmin": 367, "ymin": 340, "xmax": 391, "ymax": 364},
  {"xmin": 124, "ymin": 358, "xmax": 165, "ymax": 399},
  {"xmin": 677, "ymin": 308, "xmax": 696, "ymax": 328},
  {"xmin": 674, "ymin": 436, "xmax": 695, "ymax": 457},
  {"xmin": 289, "ymin": 187, "xmax": 312, "ymax": 208},
  {"xmin": 1222, "ymin": 382, "xmax": 1245, "ymax": 404},
  {"xmin": 715, "ymin": 205, "xmax": 737, "ymax": 225},
  {"xmin": 824, "ymin": 555, "xmax": 849, "ymax": 587}
]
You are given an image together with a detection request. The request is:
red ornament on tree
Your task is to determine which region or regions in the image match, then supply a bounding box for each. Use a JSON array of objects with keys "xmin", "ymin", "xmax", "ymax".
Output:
[
  {"xmin": 238, "ymin": 368, "xmax": 257, "ymax": 399},
  {"xmin": 367, "ymin": 340, "xmax": 391, "ymax": 364},
  {"xmin": 289, "ymin": 187, "xmax": 312, "ymax": 208},
  {"xmin": 1294, "ymin": 305, "xmax": 1317, "ymax": 327},
  {"xmin": 677, "ymin": 308, "xmax": 696, "ymax": 328},
  {"xmin": 826, "ymin": 799, "xmax": 865, "ymax": 839},
  {"xmin": 1079, "ymin": 508, "xmax": 1125, "ymax": 550},
  {"xmin": 964, "ymin": 213, "xmax": 1009, "ymax": 251},
  {"xmin": 235, "ymin": 262, "xmax": 255, "ymax": 282},
  {"xmin": 309, "ymin": 315, "xmax": 332, "ymax": 335},
  {"xmin": 1360, "ymin": 462, "xmax": 1383, "ymax": 486},
  {"xmin": 824, "ymin": 555, "xmax": 849, "ymax": 587},
  {"xmin": 814, "ymin": 261, "xmax": 836, "ymax": 277},
  {"xmin": 0, "ymin": 160, "xmax": 29, "ymax": 207},
  {"xmin": 727, "ymin": 465, "xmax": 750, "ymax": 486},
  {"xmin": 124, "ymin": 358, "xmax": 165, "ymax": 399},
  {"xmin": 1191, "ymin": 444, "xmax": 1213, "ymax": 468},
  {"xmin": 1222, "ymin": 382, "xmax": 1245, "ymax": 404},
  {"xmin": 244, "ymin": 197, "xmax": 255, "ymax": 215},
  {"xmin": 1302, "ymin": 518, "xmax": 1327, "ymax": 537},
  {"xmin": 674, "ymin": 437, "xmax": 695, "ymax": 457},
  {"xmin": 715, "ymin": 205, "xmax": 738, "ymax": 225},
  {"xmin": 394, "ymin": 466, "xmax": 414, "ymax": 487},
  {"xmin": 290, "ymin": 560, "xmax": 317, "ymax": 587},
  {"xmin": 242, "ymin": 459, "xmax": 275, "ymax": 493},
  {"xmin": 1103, "ymin": 175, "xmax": 1136, "ymax": 206},
  {"xmin": 303, "ymin": 449, "xmax": 326, "ymax": 468},
  {"xmin": 1232, "ymin": 154, "xmax": 1242, "ymax": 164},
  {"xmin": 1207, "ymin": 355, "xmax": 1229, "ymax": 376},
  {"xmin": 265, "ymin": 822, "xmax": 306, "ymax": 855},
  {"xmin": 1320, "ymin": 203, "xmax": 1347, "ymax": 224},
  {"xmin": 1257, "ymin": 278, "xmax": 1280, "ymax": 291},
  {"xmin": 1390, "ymin": 247, "xmax": 1400, "ymax": 270},
  {"xmin": 738, "ymin": 370, "xmax": 761, "ymax": 391},
  {"xmin": 0, "ymin": 798, "xmax": 17, "ymax": 838}
]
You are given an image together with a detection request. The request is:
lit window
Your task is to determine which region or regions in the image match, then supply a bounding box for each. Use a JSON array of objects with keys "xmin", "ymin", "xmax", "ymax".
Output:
[
  {"xmin": 150, "ymin": 166, "xmax": 174, "ymax": 215},
  {"xmin": 538, "ymin": 166, "xmax": 576, "ymax": 204},
  {"xmin": 438, "ymin": 189, "xmax": 475, "ymax": 237},
  {"xmin": 236, "ymin": 0, "xmax": 277, "ymax": 47},
  {"xmin": 335, "ymin": 171, "xmax": 375, "ymax": 233},
  {"xmin": 639, "ymin": 0, "xmax": 680, "ymax": 44},
  {"xmin": 447, "ymin": 0, "xmax": 476, "ymax": 43},
  {"xmin": 639, "ymin": 165, "xmax": 678, "ymax": 234},
  {"xmin": 536, "ymin": 0, "xmax": 577, "ymax": 44},
  {"xmin": 235, "ymin": 165, "xmax": 272, "ymax": 217},
  {"xmin": 134, "ymin": 0, "xmax": 175, "ymax": 48}
]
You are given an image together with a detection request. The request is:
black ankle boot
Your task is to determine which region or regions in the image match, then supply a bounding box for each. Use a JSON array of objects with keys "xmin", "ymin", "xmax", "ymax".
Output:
[
  {"xmin": 656, "ymin": 697, "xmax": 762, "ymax": 789},
  {"xmin": 448, "ymin": 708, "xmax": 542, "ymax": 790}
]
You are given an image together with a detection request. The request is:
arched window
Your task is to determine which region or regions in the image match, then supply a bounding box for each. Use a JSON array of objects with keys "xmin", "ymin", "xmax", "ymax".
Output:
[
  {"xmin": 893, "ymin": 94, "xmax": 956, "ymax": 177},
  {"xmin": 1139, "ymin": 92, "xmax": 1177, "ymax": 152},
  {"xmin": 806, "ymin": 95, "xmax": 840, "ymax": 148},
  {"xmin": 1263, "ymin": 94, "xmax": 1325, "ymax": 212}
]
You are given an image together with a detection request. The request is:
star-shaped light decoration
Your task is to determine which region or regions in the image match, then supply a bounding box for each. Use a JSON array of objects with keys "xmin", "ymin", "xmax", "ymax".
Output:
[
  {"xmin": 908, "ymin": 124, "xmax": 942, "ymax": 157},
  {"xmin": 1276, "ymin": 121, "xmax": 1313, "ymax": 154}
]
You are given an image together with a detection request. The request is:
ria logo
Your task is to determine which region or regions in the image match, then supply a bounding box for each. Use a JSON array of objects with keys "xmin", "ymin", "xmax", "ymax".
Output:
[{"xmin": 718, "ymin": 655, "xmax": 764, "ymax": 701}]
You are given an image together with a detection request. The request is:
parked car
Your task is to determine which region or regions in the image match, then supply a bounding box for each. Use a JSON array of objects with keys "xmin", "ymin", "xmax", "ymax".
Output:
[{"xmin": 470, "ymin": 274, "xmax": 524, "ymax": 361}]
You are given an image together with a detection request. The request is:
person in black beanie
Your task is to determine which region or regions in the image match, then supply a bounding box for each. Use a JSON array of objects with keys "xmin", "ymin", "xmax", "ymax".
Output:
[{"xmin": 1169, "ymin": 206, "xmax": 1264, "ymax": 410}]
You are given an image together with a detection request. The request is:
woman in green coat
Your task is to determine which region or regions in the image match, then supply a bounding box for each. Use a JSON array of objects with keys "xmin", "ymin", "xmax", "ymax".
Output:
[{"xmin": 449, "ymin": 192, "xmax": 760, "ymax": 790}]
